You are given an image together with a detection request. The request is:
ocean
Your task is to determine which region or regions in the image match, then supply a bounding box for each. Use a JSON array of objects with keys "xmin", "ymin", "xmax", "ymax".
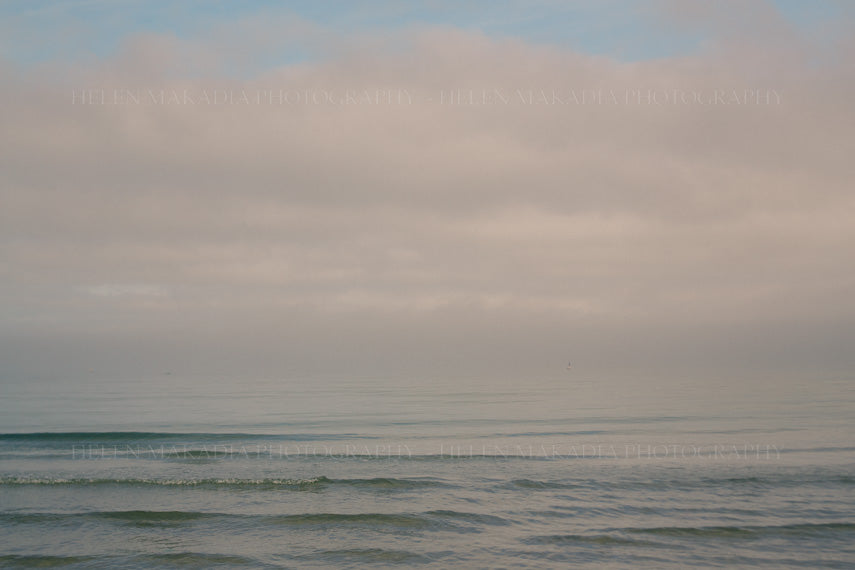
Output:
[{"xmin": 1, "ymin": 371, "xmax": 853, "ymax": 568}]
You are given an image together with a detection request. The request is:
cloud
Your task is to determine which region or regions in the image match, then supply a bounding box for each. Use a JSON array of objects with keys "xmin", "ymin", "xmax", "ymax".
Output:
[{"xmin": 1, "ymin": 5, "xmax": 854, "ymax": 378}]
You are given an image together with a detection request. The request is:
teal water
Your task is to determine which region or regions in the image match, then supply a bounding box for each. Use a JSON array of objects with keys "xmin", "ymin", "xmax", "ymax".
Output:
[{"xmin": 1, "ymin": 373, "xmax": 853, "ymax": 568}]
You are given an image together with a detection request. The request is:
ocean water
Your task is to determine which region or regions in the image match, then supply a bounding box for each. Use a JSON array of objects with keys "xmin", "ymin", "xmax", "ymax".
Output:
[{"xmin": 1, "ymin": 372, "xmax": 854, "ymax": 568}]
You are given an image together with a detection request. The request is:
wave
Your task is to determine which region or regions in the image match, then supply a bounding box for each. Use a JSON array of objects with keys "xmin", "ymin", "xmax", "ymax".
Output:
[
  {"xmin": 336, "ymin": 477, "xmax": 450, "ymax": 489},
  {"xmin": 349, "ymin": 453, "xmax": 568, "ymax": 461},
  {"xmin": 0, "ymin": 475, "xmax": 450, "ymax": 491},
  {"xmin": 0, "ymin": 511, "xmax": 219, "ymax": 526},
  {"xmin": 505, "ymin": 479, "xmax": 581, "ymax": 490},
  {"xmin": 0, "ymin": 554, "xmax": 98, "ymax": 567},
  {"xmin": 0, "ymin": 476, "xmax": 332, "ymax": 490},
  {"xmin": 5, "ymin": 472, "xmax": 852, "ymax": 492},
  {"xmin": 524, "ymin": 523, "xmax": 855, "ymax": 547},
  {"xmin": 424, "ymin": 510, "xmax": 510, "ymax": 526},
  {"xmin": 778, "ymin": 445, "xmax": 855, "ymax": 453},
  {"xmin": 0, "ymin": 431, "xmax": 374, "ymax": 444},
  {"xmin": 132, "ymin": 553, "xmax": 257, "ymax": 567},
  {"xmin": 96, "ymin": 510, "xmax": 217, "ymax": 524},
  {"xmin": 1, "ymin": 509, "xmax": 507, "ymax": 531},
  {"xmin": 0, "ymin": 450, "xmax": 585, "ymax": 462},
  {"xmin": 499, "ymin": 472, "xmax": 855, "ymax": 493},
  {"xmin": 0, "ymin": 432, "xmax": 264, "ymax": 441},
  {"xmin": 294, "ymin": 548, "xmax": 433, "ymax": 564},
  {"xmin": 8, "ymin": 511, "xmax": 850, "ymax": 535},
  {"xmin": 492, "ymin": 430, "xmax": 609, "ymax": 437},
  {"xmin": 597, "ymin": 473, "xmax": 855, "ymax": 491},
  {"xmin": 523, "ymin": 534, "xmax": 655, "ymax": 546},
  {"xmin": 268, "ymin": 512, "xmax": 440, "ymax": 528},
  {"xmin": 627, "ymin": 522, "xmax": 855, "ymax": 538}
]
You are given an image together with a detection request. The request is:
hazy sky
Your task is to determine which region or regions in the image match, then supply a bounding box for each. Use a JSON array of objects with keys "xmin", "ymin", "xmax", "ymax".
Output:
[{"xmin": 1, "ymin": 0, "xmax": 853, "ymax": 381}]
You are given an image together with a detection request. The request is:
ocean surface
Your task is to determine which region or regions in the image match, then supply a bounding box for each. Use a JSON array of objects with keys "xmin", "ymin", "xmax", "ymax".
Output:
[{"xmin": 1, "ymin": 371, "xmax": 854, "ymax": 568}]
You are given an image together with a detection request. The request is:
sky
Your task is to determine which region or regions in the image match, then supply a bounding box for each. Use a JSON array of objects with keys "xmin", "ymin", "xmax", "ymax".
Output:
[{"xmin": 1, "ymin": 0, "xmax": 854, "ymax": 382}]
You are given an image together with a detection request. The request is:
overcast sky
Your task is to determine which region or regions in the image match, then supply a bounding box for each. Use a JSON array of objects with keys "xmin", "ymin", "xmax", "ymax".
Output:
[{"xmin": 1, "ymin": 0, "xmax": 853, "ymax": 381}]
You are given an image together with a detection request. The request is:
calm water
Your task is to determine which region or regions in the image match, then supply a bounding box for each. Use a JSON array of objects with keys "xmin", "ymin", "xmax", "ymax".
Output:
[{"xmin": 1, "ymin": 372, "xmax": 854, "ymax": 568}]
